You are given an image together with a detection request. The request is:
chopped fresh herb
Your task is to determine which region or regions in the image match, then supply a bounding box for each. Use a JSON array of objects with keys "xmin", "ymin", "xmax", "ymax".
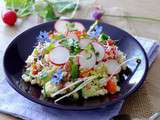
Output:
[
  {"xmin": 44, "ymin": 44, "xmax": 55, "ymax": 54},
  {"xmin": 98, "ymin": 33, "xmax": 110, "ymax": 43},
  {"xmin": 85, "ymin": 44, "xmax": 95, "ymax": 52},
  {"xmin": 50, "ymin": 34, "xmax": 65, "ymax": 41},
  {"xmin": 66, "ymin": 22, "xmax": 75, "ymax": 28},
  {"xmin": 95, "ymin": 52, "xmax": 100, "ymax": 57},
  {"xmin": 86, "ymin": 52, "xmax": 92, "ymax": 60},
  {"xmin": 68, "ymin": 39, "xmax": 81, "ymax": 55},
  {"xmin": 66, "ymin": 22, "xmax": 78, "ymax": 31},
  {"xmin": 59, "ymin": 39, "xmax": 70, "ymax": 48}
]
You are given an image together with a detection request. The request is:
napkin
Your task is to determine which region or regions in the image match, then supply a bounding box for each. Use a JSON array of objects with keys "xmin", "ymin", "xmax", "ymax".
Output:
[{"xmin": 0, "ymin": 37, "xmax": 159, "ymax": 120}]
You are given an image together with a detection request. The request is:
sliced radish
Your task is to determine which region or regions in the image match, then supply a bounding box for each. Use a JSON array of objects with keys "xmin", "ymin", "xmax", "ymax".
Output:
[
  {"xmin": 49, "ymin": 46, "xmax": 70, "ymax": 65},
  {"xmin": 66, "ymin": 32, "xmax": 79, "ymax": 41},
  {"xmin": 54, "ymin": 20, "xmax": 69, "ymax": 34},
  {"xmin": 78, "ymin": 51, "xmax": 96, "ymax": 69},
  {"xmin": 92, "ymin": 42, "xmax": 105, "ymax": 61},
  {"xmin": 74, "ymin": 22, "xmax": 85, "ymax": 31},
  {"xmin": 105, "ymin": 60, "xmax": 121, "ymax": 75},
  {"xmin": 79, "ymin": 39, "xmax": 90, "ymax": 49}
]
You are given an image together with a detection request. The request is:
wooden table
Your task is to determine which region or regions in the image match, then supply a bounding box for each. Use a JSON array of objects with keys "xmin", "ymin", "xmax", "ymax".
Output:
[{"xmin": 0, "ymin": 0, "xmax": 160, "ymax": 119}]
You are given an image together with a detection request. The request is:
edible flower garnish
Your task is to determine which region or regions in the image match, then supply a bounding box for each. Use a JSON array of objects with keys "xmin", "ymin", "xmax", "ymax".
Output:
[
  {"xmin": 51, "ymin": 68, "xmax": 63, "ymax": 84},
  {"xmin": 37, "ymin": 31, "xmax": 51, "ymax": 43},
  {"xmin": 91, "ymin": 7, "xmax": 104, "ymax": 20},
  {"xmin": 88, "ymin": 25, "xmax": 103, "ymax": 39}
]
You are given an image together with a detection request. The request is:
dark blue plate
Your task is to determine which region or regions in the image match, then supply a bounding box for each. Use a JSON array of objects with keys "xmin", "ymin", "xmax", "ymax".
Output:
[{"xmin": 3, "ymin": 19, "xmax": 148, "ymax": 110}]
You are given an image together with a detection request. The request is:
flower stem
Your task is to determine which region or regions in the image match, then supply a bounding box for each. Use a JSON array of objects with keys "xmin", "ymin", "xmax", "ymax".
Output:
[{"xmin": 104, "ymin": 14, "xmax": 160, "ymax": 22}]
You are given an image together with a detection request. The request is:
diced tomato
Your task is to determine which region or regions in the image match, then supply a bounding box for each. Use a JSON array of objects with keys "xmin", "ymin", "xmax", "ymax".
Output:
[
  {"xmin": 59, "ymin": 81, "xmax": 65, "ymax": 88},
  {"xmin": 107, "ymin": 40, "xmax": 114, "ymax": 46},
  {"xmin": 105, "ymin": 51, "xmax": 110, "ymax": 55},
  {"xmin": 32, "ymin": 64, "xmax": 37, "ymax": 70},
  {"xmin": 106, "ymin": 79, "xmax": 117, "ymax": 94},
  {"xmin": 102, "ymin": 58, "xmax": 108, "ymax": 62},
  {"xmin": 74, "ymin": 31, "xmax": 81, "ymax": 37},
  {"xmin": 32, "ymin": 71, "xmax": 38, "ymax": 75}
]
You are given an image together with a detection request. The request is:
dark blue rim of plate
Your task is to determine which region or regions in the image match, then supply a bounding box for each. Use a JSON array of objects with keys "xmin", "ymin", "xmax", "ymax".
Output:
[{"xmin": 3, "ymin": 19, "xmax": 149, "ymax": 110}]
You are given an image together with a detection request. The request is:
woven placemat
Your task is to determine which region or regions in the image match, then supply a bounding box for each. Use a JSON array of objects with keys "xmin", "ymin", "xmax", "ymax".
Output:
[
  {"xmin": 121, "ymin": 50, "xmax": 160, "ymax": 119},
  {"xmin": 121, "ymin": 80, "xmax": 153, "ymax": 118}
]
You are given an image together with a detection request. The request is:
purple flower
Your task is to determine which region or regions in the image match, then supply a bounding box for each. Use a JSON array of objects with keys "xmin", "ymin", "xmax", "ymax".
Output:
[
  {"xmin": 88, "ymin": 25, "xmax": 103, "ymax": 39},
  {"xmin": 38, "ymin": 54, "xmax": 42, "ymax": 60},
  {"xmin": 51, "ymin": 68, "xmax": 63, "ymax": 84},
  {"xmin": 37, "ymin": 31, "xmax": 51, "ymax": 43},
  {"xmin": 91, "ymin": 7, "xmax": 104, "ymax": 20}
]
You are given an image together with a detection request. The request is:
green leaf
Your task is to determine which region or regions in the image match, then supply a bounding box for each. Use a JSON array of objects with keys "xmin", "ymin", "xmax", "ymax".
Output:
[
  {"xmin": 85, "ymin": 44, "xmax": 95, "ymax": 52},
  {"xmin": 98, "ymin": 33, "xmax": 110, "ymax": 43},
  {"xmin": 4, "ymin": 0, "xmax": 34, "ymax": 17},
  {"xmin": 44, "ymin": 44, "xmax": 55, "ymax": 54},
  {"xmin": 70, "ymin": 39, "xmax": 81, "ymax": 55},
  {"xmin": 59, "ymin": 39, "xmax": 70, "ymax": 48},
  {"xmin": 34, "ymin": 0, "xmax": 58, "ymax": 21},
  {"xmin": 51, "ymin": 0, "xmax": 79, "ymax": 14}
]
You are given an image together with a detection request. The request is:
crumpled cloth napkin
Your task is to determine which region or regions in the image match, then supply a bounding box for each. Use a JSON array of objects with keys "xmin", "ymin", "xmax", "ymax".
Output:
[{"xmin": 0, "ymin": 37, "xmax": 159, "ymax": 120}]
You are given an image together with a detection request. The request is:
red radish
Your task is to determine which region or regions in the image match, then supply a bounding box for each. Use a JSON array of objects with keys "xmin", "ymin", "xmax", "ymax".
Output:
[
  {"xmin": 78, "ymin": 51, "xmax": 96, "ymax": 69},
  {"xmin": 54, "ymin": 20, "xmax": 69, "ymax": 34},
  {"xmin": 2, "ymin": 10, "xmax": 17, "ymax": 26},
  {"xmin": 92, "ymin": 42, "xmax": 105, "ymax": 61},
  {"xmin": 55, "ymin": 20, "xmax": 85, "ymax": 34},
  {"xmin": 79, "ymin": 39, "xmax": 90, "ymax": 49},
  {"xmin": 105, "ymin": 60, "xmax": 121, "ymax": 75},
  {"xmin": 74, "ymin": 22, "xmax": 85, "ymax": 31},
  {"xmin": 49, "ymin": 47, "xmax": 70, "ymax": 65},
  {"xmin": 66, "ymin": 32, "xmax": 79, "ymax": 41}
]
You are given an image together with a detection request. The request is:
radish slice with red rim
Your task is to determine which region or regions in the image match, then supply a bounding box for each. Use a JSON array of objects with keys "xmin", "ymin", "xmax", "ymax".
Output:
[
  {"xmin": 79, "ymin": 39, "xmax": 90, "ymax": 49},
  {"xmin": 92, "ymin": 42, "xmax": 105, "ymax": 61},
  {"xmin": 54, "ymin": 20, "xmax": 69, "ymax": 34},
  {"xmin": 105, "ymin": 60, "xmax": 121, "ymax": 75},
  {"xmin": 66, "ymin": 32, "xmax": 79, "ymax": 41},
  {"xmin": 74, "ymin": 22, "xmax": 85, "ymax": 31},
  {"xmin": 49, "ymin": 46, "xmax": 70, "ymax": 65},
  {"xmin": 78, "ymin": 51, "xmax": 96, "ymax": 69}
]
